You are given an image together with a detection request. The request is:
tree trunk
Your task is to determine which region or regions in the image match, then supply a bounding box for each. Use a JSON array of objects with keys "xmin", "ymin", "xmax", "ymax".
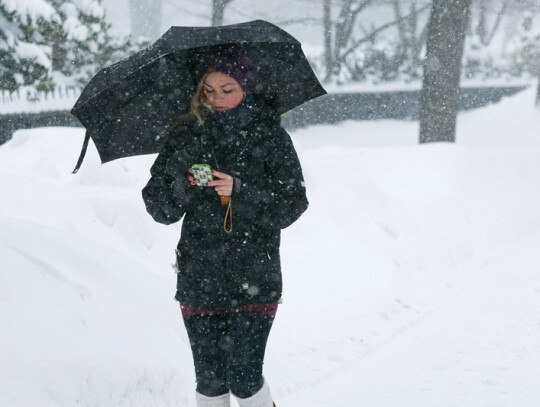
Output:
[
  {"xmin": 212, "ymin": 0, "xmax": 231, "ymax": 26},
  {"xmin": 536, "ymin": 70, "xmax": 540, "ymax": 107},
  {"xmin": 323, "ymin": 0, "xmax": 333, "ymax": 81},
  {"xmin": 52, "ymin": 42, "xmax": 66, "ymax": 72},
  {"xmin": 419, "ymin": 0, "xmax": 471, "ymax": 144},
  {"xmin": 130, "ymin": 0, "xmax": 162, "ymax": 40}
]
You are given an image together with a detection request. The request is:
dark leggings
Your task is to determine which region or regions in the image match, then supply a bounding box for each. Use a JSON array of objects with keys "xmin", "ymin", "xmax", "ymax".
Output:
[{"xmin": 183, "ymin": 311, "xmax": 275, "ymax": 399}]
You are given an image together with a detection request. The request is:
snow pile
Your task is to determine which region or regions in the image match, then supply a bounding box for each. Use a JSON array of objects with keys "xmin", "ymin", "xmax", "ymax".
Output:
[{"xmin": 1, "ymin": 86, "xmax": 540, "ymax": 406}]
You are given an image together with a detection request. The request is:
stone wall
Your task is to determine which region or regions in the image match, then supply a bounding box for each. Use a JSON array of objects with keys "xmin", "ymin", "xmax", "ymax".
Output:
[
  {"xmin": 0, "ymin": 86, "xmax": 528, "ymax": 145},
  {"xmin": 1, "ymin": 111, "xmax": 81, "ymax": 145},
  {"xmin": 281, "ymin": 86, "xmax": 527, "ymax": 128}
]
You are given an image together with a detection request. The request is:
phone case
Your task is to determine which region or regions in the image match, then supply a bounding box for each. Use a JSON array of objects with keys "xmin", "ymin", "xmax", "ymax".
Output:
[{"xmin": 191, "ymin": 164, "xmax": 213, "ymax": 186}]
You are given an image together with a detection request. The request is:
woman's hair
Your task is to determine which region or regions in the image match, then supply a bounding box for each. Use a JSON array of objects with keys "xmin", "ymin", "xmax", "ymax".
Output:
[{"xmin": 190, "ymin": 65, "xmax": 217, "ymax": 125}]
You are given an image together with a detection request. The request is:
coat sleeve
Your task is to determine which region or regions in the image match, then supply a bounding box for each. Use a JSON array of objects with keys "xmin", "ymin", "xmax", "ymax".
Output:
[
  {"xmin": 232, "ymin": 127, "xmax": 308, "ymax": 230},
  {"xmin": 142, "ymin": 128, "xmax": 193, "ymax": 225}
]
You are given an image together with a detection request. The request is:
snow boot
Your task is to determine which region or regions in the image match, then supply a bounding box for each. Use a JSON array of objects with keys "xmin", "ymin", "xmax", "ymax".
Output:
[
  {"xmin": 195, "ymin": 391, "xmax": 231, "ymax": 407},
  {"xmin": 234, "ymin": 379, "xmax": 273, "ymax": 407}
]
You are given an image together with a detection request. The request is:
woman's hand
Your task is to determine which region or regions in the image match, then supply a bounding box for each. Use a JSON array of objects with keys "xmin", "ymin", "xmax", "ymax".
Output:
[
  {"xmin": 188, "ymin": 169, "xmax": 233, "ymax": 197},
  {"xmin": 207, "ymin": 170, "xmax": 233, "ymax": 197}
]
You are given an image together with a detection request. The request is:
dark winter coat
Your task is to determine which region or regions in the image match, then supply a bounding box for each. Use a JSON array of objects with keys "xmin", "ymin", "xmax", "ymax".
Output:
[{"xmin": 142, "ymin": 99, "xmax": 308, "ymax": 310}]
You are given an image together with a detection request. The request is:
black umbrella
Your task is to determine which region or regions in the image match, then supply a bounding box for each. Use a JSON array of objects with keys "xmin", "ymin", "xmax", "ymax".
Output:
[{"xmin": 71, "ymin": 19, "xmax": 326, "ymax": 173}]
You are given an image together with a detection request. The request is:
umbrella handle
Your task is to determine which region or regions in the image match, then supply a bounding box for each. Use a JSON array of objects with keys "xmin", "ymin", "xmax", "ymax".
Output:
[{"xmin": 72, "ymin": 132, "xmax": 91, "ymax": 174}]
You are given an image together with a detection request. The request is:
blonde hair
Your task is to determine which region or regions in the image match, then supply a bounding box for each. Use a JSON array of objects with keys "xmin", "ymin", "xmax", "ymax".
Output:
[
  {"xmin": 190, "ymin": 66, "xmax": 217, "ymax": 125},
  {"xmin": 164, "ymin": 66, "xmax": 216, "ymax": 136}
]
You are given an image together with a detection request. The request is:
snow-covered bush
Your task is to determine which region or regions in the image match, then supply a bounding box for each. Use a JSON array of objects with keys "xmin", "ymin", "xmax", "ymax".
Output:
[
  {"xmin": 346, "ymin": 37, "xmax": 402, "ymax": 83},
  {"xmin": 462, "ymin": 34, "xmax": 506, "ymax": 81},
  {"xmin": 507, "ymin": 12, "xmax": 540, "ymax": 77},
  {"xmin": 319, "ymin": 34, "xmax": 424, "ymax": 86}
]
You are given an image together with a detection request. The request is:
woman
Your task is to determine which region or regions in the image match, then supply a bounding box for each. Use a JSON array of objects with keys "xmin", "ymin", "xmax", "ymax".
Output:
[{"xmin": 142, "ymin": 51, "xmax": 308, "ymax": 407}]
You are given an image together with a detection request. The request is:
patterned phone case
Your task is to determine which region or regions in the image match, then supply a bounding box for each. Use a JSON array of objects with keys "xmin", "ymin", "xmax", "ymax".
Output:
[{"xmin": 191, "ymin": 164, "xmax": 213, "ymax": 186}]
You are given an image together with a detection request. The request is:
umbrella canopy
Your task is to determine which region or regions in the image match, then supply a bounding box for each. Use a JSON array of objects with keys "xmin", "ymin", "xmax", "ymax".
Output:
[{"xmin": 71, "ymin": 20, "xmax": 326, "ymax": 172}]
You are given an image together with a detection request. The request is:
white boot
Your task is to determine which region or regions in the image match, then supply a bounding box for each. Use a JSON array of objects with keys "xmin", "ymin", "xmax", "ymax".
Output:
[
  {"xmin": 234, "ymin": 379, "xmax": 273, "ymax": 407},
  {"xmin": 195, "ymin": 391, "xmax": 231, "ymax": 407}
]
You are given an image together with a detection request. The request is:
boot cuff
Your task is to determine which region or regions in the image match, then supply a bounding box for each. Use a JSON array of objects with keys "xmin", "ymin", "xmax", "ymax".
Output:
[
  {"xmin": 195, "ymin": 390, "xmax": 231, "ymax": 407},
  {"xmin": 234, "ymin": 379, "xmax": 273, "ymax": 407}
]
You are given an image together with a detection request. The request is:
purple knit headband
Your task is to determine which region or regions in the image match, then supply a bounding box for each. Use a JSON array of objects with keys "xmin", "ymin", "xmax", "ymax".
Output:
[{"xmin": 196, "ymin": 52, "xmax": 255, "ymax": 93}]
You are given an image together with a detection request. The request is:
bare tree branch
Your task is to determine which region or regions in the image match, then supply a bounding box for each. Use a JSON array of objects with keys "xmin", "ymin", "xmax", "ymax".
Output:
[
  {"xmin": 357, "ymin": 23, "xmax": 370, "ymax": 38},
  {"xmin": 275, "ymin": 18, "xmax": 321, "ymax": 26},
  {"xmin": 392, "ymin": 0, "xmax": 408, "ymax": 46},
  {"xmin": 483, "ymin": 0, "xmax": 510, "ymax": 46},
  {"xmin": 340, "ymin": 3, "xmax": 431, "ymax": 61},
  {"xmin": 409, "ymin": 0, "xmax": 418, "ymax": 37},
  {"xmin": 343, "ymin": 0, "xmax": 373, "ymax": 49},
  {"xmin": 330, "ymin": 0, "xmax": 374, "ymax": 77},
  {"xmin": 475, "ymin": 0, "xmax": 487, "ymax": 42},
  {"xmin": 333, "ymin": 0, "xmax": 354, "ymax": 59},
  {"xmin": 163, "ymin": 0, "xmax": 209, "ymax": 20},
  {"xmin": 415, "ymin": 18, "xmax": 429, "ymax": 60}
]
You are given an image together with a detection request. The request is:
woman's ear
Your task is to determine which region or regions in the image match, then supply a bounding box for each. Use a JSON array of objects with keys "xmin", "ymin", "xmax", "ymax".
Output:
[{"xmin": 242, "ymin": 93, "xmax": 247, "ymax": 102}]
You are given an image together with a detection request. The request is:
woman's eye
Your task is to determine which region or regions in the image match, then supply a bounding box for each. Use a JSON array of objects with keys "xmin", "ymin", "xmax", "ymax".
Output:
[
  {"xmin": 223, "ymin": 90, "xmax": 232, "ymax": 94},
  {"xmin": 203, "ymin": 88, "xmax": 213, "ymax": 93}
]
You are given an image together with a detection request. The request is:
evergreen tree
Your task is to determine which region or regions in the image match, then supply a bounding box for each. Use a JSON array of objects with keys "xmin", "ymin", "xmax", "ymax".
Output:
[
  {"xmin": 46, "ymin": 0, "xmax": 113, "ymax": 83},
  {"xmin": 0, "ymin": 0, "xmax": 141, "ymax": 91},
  {"xmin": 0, "ymin": 0, "xmax": 60, "ymax": 91}
]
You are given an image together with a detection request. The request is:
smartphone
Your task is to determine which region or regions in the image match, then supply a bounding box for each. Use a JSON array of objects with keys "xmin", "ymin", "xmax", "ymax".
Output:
[{"xmin": 191, "ymin": 164, "xmax": 213, "ymax": 186}]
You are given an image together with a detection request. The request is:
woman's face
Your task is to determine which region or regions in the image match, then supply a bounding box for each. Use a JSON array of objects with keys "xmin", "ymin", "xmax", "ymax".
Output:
[{"xmin": 203, "ymin": 72, "xmax": 245, "ymax": 112}]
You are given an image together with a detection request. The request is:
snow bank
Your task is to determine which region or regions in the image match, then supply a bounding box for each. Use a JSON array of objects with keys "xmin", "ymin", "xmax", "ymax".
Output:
[{"xmin": 1, "ymin": 86, "xmax": 539, "ymax": 406}]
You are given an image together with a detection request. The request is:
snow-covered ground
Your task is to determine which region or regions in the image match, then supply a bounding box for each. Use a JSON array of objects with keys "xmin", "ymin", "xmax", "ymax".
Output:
[{"xmin": 1, "ymin": 85, "xmax": 539, "ymax": 406}]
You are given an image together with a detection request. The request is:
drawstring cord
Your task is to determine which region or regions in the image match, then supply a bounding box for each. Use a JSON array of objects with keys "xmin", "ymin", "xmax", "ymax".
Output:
[{"xmin": 220, "ymin": 196, "xmax": 232, "ymax": 233}]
